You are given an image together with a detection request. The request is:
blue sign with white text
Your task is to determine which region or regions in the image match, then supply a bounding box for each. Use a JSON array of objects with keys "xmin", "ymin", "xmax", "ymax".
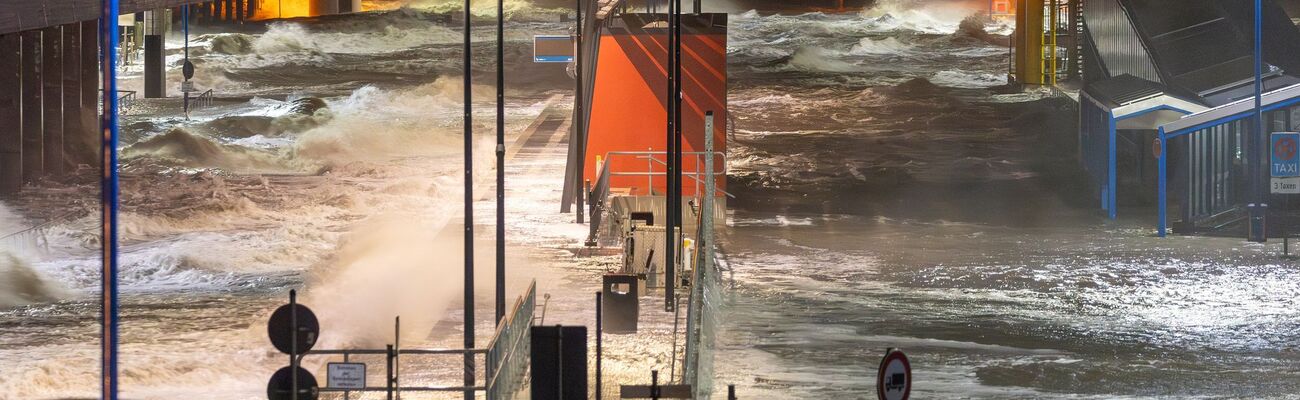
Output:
[{"xmin": 1272, "ymin": 132, "xmax": 1300, "ymax": 177}]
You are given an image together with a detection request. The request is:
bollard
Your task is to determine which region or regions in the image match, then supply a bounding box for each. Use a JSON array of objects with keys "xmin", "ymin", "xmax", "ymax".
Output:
[
  {"xmin": 290, "ymin": 290, "xmax": 299, "ymax": 400},
  {"xmin": 728, "ymin": 384, "xmax": 736, "ymax": 400},
  {"xmin": 386, "ymin": 344, "xmax": 395, "ymax": 400},
  {"xmin": 596, "ymin": 292, "xmax": 603, "ymax": 400},
  {"xmin": 651, "ymin": 370, "xmax": 660, "ymax": 400}
]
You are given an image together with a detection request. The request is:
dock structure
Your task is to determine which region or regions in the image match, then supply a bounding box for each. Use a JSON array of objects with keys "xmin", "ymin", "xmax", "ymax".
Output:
[
  {"xmin": 0, "ymin": 0, "xmax": 363, "ymax": 196},
  {"xmin": 1071, "ymin": 0, "xmax": 1300, "ymax": 238},
  {"xmin": 1006, "ymin": 0, "xmax": 1300, "ymax": 238}
]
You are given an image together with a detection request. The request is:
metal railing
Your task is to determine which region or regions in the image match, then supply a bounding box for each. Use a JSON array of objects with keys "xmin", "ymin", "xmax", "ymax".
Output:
[
  {"xmin": 485, "ymin": 280, "xmax": 538, "ymax": 400},
  {"xmin": 305, "ymin": 347, "xmax": 487, "ymax": 398},
  {"xmin": 296, "ymin": 280, "xmax": 537, "ymax": 399},
  {"xmin": 192, "ymin": 89, "xmax": 215, "ymax": 111},
  {"xmin": 98, "ymin": 90, "xmax": 136, "ymax": 115},
  {"xmin": 602, "ymin": 151, "xmax": 733, "ymax": 199}
]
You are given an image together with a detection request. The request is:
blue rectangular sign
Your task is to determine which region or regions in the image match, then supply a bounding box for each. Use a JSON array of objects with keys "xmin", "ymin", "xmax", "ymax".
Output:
[
  {"xmin": 534, "ymin": 35, "xmax": 574, "ymax": 63},
  {"xmin": 1271, "ymin": 132, "xmax": 1300, "ymax": 177}
]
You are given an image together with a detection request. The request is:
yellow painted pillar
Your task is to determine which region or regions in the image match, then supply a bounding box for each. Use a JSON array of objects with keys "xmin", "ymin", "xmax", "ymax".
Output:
[{"xmin": 1016, "ymin": 0, "xmax": 1045, "ymax": 84}]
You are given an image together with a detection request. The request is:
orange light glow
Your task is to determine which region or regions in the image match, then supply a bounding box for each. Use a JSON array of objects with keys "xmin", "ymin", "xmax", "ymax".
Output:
[{"xmin": 252, "ymin": 0, "xmax": 318, "ymax": 20}]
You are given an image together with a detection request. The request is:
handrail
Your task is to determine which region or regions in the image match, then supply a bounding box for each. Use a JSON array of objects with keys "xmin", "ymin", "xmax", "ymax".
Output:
[
  {"xmin": 293, "ymin": 280, "xmax": 535, "ymax": 400},
  {"xmin": 603, "ymin": 151, "xmax": 735, "ymax": 199},
  {"xmin": 485, "ymin": 280, "xmax": 537, "ymax": 400},
  {"xmin": 98, "ymin": 90, "xmax": 136, "ymax": 115},
  {"xmin": 190, "ymin": 89, "xmax": 215, "ymax": 111}
]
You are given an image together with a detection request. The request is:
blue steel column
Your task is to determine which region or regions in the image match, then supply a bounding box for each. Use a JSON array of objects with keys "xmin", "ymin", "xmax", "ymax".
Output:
[
  {"xmin": 1108, "ymin": 111, "xmax": 1117, "ymax": 219},
  {"xmin": 100, "ymin": 0, "xmax": 121, "ymax": 399},
  {"xmin": 1158, "ymin": 127, "xmax": 1167, "ymax": 237},
  {"xmin": 1249, "ymin": 0, "xmax": 1267, "ymax": 242}
]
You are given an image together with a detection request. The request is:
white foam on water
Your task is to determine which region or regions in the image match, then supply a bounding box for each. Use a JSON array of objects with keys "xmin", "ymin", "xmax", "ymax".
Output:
[{"xmin": 931, "ymin": 68, "xmax": 1008, "ymax": 88}]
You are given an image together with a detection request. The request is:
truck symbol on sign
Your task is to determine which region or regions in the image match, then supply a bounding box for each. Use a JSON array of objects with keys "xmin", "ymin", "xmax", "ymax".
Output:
[{"xmin": 886, "ymin": 373, "xmax": 906, "ymax": 391}]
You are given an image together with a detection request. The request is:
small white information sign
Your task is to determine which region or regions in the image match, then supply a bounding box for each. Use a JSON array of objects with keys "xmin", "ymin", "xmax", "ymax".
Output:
[
  {"xmin": 1272, "ymin": 177, "xmax": 1300, "ymax": 194},
  {"xmin": 180, "ymin": 81, "xmax": 196, "ymax": 93},
  {"xmin": 327, "ymin": 362, "xmax": 366, "ymax": 389}
]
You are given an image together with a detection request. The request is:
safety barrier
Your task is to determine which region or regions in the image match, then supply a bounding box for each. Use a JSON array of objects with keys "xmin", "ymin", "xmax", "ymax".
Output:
[
  {"xmin": 297, "ymin": 280, "xmax": 537, "ymax": 399},
  {"xmin": 192, "ymin": 89, "xmax": 215, "ymax": 111},
  {"xmin": 486, "ymin": 280, "xmax": 537, "ymax": 400}
]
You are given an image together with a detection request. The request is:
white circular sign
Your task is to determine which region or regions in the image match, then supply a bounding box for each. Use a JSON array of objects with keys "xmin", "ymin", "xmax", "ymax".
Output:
[{"xmin": 877, "ymin": 349, "xmax": 911, "ymax": 400}]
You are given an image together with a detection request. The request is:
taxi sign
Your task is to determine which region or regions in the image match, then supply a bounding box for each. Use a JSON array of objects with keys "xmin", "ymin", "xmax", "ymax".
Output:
[
  {"xmin": 1272, "ymin": 132, "xmax": 1299, "ymax": 177},
  {"xmin": 877, "ymin": 349, "xmax": 911, "ymax": 400}
]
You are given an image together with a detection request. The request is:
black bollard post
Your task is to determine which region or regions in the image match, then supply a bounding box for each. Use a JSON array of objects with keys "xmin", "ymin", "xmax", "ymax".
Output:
[
  {"xmin": 290, "ymin": 290, "xmax": 298, "ymax": 400},
  {"xmin": 728, "ymin": 384, "xmax": 736, "ymax": 400},
  {"xmin": 386, "ymin": 344, "xmax": 395, "ymax": 400},
  {"xmin": 651, "ymin": 370, "xmax": 660, "ymax": 400},
  {"xmin": 596, "ymin": 292, "xmax": 603, "ymax": 400}
]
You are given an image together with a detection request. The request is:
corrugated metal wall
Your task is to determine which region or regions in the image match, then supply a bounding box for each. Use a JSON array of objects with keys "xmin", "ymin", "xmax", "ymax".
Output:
[
  {"xmin": 1181, "ymin": 121, "xmax": 1238, "ymax": 225},
  {"xmin": 1080, "ymin": 97, "xmax": 1112, "ymax": 205},
  {"xmin": 1082, "ymin": 0, "xmax": 1161, "ymax": 83}
]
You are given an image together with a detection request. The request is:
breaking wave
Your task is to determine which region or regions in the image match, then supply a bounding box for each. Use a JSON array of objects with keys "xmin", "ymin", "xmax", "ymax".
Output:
[
  {"xmin": 847, "ymin": 36, "xmax": 915, "ymax": 55},
  {"xmin": 293, "ymin": 76, "xmax": 495, "ymax": 164},
  {"xmin": 0, "ymin": 252, "xmax": 67, "ymax": 308},
  {"xmin": 931, "ymin": 69, "xmax": 1008, "ymax": 88},
  {"xmin": 785, "ymin": 47, "xmax": 862, "ymax": 72}
]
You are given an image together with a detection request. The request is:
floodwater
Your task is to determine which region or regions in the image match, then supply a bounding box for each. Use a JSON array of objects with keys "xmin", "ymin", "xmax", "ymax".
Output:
[
  {"xmin": 2, "ymin": 0, "xmax": 1300, "ymax": 399},
  {"xmin": 713, "ymin": 2, "xmax": 1300, "ymax": 399}
]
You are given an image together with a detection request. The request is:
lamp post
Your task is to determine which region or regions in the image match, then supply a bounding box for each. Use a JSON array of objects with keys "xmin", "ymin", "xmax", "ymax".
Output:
[
  {"xmin": 99, "ymin": 0, "xmax": 122, "ymax": 399},
  {"xmin": 1250, "ymin": 0, "xmax": 1268, "ymax": 243}
]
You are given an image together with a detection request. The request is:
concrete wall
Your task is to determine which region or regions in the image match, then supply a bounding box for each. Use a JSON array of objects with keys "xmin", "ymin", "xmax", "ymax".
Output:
[{"xmin": 0, "ymin": 23, "xmax": 99, "ymax": 196}]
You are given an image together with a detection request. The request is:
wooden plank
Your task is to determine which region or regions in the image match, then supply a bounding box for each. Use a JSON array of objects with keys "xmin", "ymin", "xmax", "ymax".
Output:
[{"xmin": 0, "ymin": 0, "xmax": 215, "ymax": 35}]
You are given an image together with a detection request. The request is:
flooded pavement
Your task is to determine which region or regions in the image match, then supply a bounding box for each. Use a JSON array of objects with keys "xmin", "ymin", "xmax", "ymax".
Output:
[
  {"xmin": 713, "ymin": 3, "xmax": 1300, "ymax": 399},
  {"xmin": 3, "ymin": 0, "xmax": 1300, "ymax": 399}
]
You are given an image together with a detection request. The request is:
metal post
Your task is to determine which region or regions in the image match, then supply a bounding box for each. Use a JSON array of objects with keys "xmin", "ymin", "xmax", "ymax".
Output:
[
  {"xmin": 596, "ymin": 292, "xmax": 603, "ymax": 400},
  {"xmin": 462, "ymin": 0, "xmax": 477, "ymax": 395},
  {"xmin": 183, "ymin": 5, "xmax": 190, "ymax": 116},
  {"xmin": 651, "ymin": 370, "xmax": 660, "ymax": 400},
  {"xmin": 100, "ymin": 0, "xmax": 122, "ymax": 398},
  {"xmin": 394, "ymin": 316, "xmax": 401, "ymax": 398},
  {"xmin": 343, "ymin": 352, "xmax": 351, "ymax": 400},
  {"xmin": 673, "ymin": 0, "xmax": 684, "ymax": 290},
  {"xmin": 728, "ymin": 385, "xmax": 736, "ymax": 400},
  {"xmin": 386, "ymin": 344, "xmax": 395, "ymax": 400},
  {"xmin": 1107, "ymin": 111, "xmax": 1117, "ymax": 219},
  {"xmin": 576, "ymin": 0, "xmax": 586, "ymax": 225},
  {"xmin": 496, "ymin": 0, "xmax": 507, "ymax": 327},
  {"xmin": 1158, "ymin": 128, "xmax": 1168, "ymax": 237},
  {"xmin": 290, "ymin": 290, "xmax": 299, "ymax": 400},
  {"xmin": 664, "ymin": 0, "xmax": 676, "ymax": 312},
  {"xmin": 1249, "ymin": 0, "xmax": 1268, "ymax": 243}
]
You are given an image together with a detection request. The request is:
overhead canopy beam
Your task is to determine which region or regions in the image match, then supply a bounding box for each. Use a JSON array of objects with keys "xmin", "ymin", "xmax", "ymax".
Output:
[{"xmin": 0, "ymin": 0, "xmax": 211, "ymax": 35}]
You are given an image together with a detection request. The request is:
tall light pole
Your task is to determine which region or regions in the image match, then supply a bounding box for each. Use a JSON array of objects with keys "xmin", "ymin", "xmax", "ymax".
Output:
[
  {"xmin": 99, "ymin": 0, "xmax": 122, "ymax": 399},
  {"xmin": 496, "ymin": 0, "xmax": 507, "ymax": 325},
  {"xmin": 1250, "ymin": 0, "xmax": 1267, "ymax": 243},
  {"xmin": 664, "ymin": 0, "xmax": 677, "ymax": 312},
  {"xmin": 462, "ymin": 0, "xmax": 476, "ymax": 397}
]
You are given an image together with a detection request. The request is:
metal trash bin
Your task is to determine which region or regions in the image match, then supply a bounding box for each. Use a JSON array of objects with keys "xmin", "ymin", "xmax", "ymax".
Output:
[{"xmin": 602, "ymin": 274, "xmax": 639, "ymax": 334}]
